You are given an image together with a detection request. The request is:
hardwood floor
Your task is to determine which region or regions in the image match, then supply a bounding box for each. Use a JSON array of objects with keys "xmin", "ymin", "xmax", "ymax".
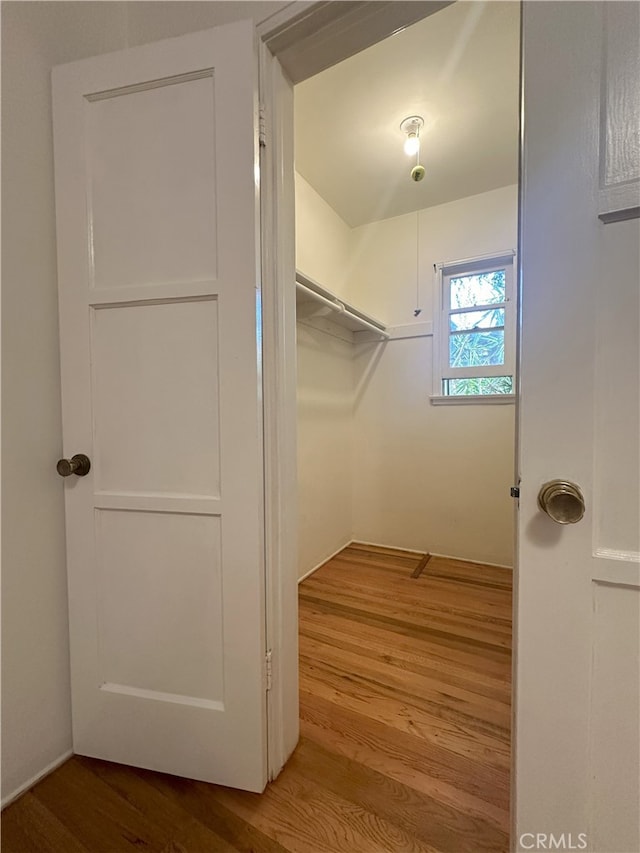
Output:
[{"xmin": 1, "ymin": 543, "xmax": 512, "ymax": 852}]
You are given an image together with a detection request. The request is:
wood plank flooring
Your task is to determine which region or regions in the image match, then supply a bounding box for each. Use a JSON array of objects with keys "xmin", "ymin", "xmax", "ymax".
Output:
[{"xmin": 1, "ymin": 543, "xmax": 512, "ymax": 852}]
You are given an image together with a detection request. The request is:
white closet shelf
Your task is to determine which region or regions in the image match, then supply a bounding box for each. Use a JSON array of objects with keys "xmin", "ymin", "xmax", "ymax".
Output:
[{"xmin": 295, "ymin": 271, "xmax": 389, "ymax": 340}]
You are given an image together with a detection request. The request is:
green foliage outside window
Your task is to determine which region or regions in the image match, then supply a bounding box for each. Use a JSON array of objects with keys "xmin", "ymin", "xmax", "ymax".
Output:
[
  {"xmin": 444, "ymin": 376, "xmax": 513, "ymax": 395},
  {"xmin": 445, "ymin": 270, "xmax": 512, "ymax": 396}
]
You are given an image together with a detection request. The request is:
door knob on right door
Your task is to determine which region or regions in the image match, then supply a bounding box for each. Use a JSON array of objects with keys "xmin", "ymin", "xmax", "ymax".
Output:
[{"xmin": 537, "ymin": 480, "xmax": 585, "ymax": 524}]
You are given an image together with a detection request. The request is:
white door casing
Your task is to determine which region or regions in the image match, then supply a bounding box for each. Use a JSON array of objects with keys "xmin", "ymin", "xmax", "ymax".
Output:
[
  {"xmin": 515, "ymin": 3, "xmax": 639, "ymax": 851},
  {"xmin": 52, "ymin": 21, "xmax": 268, "ymax": 791}
]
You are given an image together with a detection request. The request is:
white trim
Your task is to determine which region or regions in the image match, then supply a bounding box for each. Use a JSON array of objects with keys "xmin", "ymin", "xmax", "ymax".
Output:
[
  {"xmin": 592, "ymin": 567, "xmax": 640, "ymax": 589},
  {"xmin": 592, "ymin": 552, "xmax": 640, "ymax": 589},
  {"xmin": 298, "ymin": 540, "xmax": 354, "ymax": 584},
  {"xmin": 440, "ymin": 256, "xmax": 516, "ymax": 381},
  {"xmin": 598, "ymin": 184, "xmax": 640, "ymax": 223},
  {"xmin": 99, "ymin": 682, "xmax": 224, "ymax": 712},
  {"xmin": 597, "ymin": 4, "xmax": 640, "ymax": 224},
  {"xmin": 432, "ymin": 252, "xmax": 517, "ymax": 400},
  {"xmin": 429, "ymin": 551, "xmax": 514, "ymax": 571},
  {"xmin": 255, "ymin": 1, "xmax": 311, "ymax": 41},
  {"xmin": 430, "ymin": 393, "xmax": 516, "ymax": 406},
  {"xmin": 431, "ymin": 263, "xmax": 444, "ymax": 396},
  {"xmin": 350, "ymin": 540, "xmax": 513, "ymax": 570},
  {"xmin": 436, "ymin": 248, "xmax": 516, "ymax": 272},
  {"xmin": 350, "ymin": 538, "xmax": 427, "ymax": 556},
  {"xmin": 594, "ymin": 548, "xmax": 640, "ymax": 564},
  {"xmin": 259, "ymin": 42, "xmax": 299, "ymax": 782},
  {"xmin": 1, "ymin": 750, "xmax": 73, "ymax": 810}
]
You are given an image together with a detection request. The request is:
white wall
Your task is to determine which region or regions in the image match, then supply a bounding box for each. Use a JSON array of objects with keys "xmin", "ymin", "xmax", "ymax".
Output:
[
  {"xmin": 1, "ymin": 0, "xmax": 129, "ymax": 804},
  {"xmin": 350, "ymin": 186, "xmax": 517, "ymax": 566},
  {"xmin": 0, "ymin": 0, "xmax": 298, "ymax": 804},
  {"xmin": 295, "ymin": 173, "xmax": 352, "ymax": 297},
  {"xmin": 297, "ymin": 327, "xmax": 354, "ymax": 578},
  {"xmin": 295, "ymin": 181, "xmax": 517, "ymax": 570},
  {"xmin": 352, "ymin": 341, "xmax": 516, "ymax": 565},
  {"xmin": 349, "ymin": 184, "xmax": 519, "ymax": 325},
  {"xmin": 295, "ymin": 175, "xmax": 354, "ymax": 577}
]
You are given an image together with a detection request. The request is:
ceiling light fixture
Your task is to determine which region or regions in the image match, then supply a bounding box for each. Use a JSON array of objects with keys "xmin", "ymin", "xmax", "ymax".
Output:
[
  {"xmin": 400, "ymin": 115, "xmax": 424, "ymax": 156},
  {"xmin": 400, "ymin": 115, "xmax": 426, "ymax": 182}
]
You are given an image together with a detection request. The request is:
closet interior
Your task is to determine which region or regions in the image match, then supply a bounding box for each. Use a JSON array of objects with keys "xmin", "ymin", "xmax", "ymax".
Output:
[{"xmin": 293, "ymin": 1, "xmax": 520, "ymax": 582}]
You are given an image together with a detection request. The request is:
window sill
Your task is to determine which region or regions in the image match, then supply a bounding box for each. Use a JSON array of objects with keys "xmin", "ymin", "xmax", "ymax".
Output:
[{"xmin": 430, "ymin": 394, "xmax": 516, "ymax": 406}]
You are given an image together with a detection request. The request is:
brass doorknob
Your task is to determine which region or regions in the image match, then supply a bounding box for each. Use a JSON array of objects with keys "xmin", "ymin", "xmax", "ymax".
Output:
[
  {"xmin": 537, "ymin": 480, "xmax": 585, "ymax": 524},
  {"xmin": 57, "ymin": 454, "xmax": 91, "ymax": 477}
]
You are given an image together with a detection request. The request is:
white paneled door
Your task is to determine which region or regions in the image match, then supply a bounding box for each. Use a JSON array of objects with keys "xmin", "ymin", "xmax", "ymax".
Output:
[
  {"xmin": 52, "ymin": 22, "xmax": 268, "ymax": 791},
  {"xmin": 516, "ymin": 4, "xmax": 639, "ymax": 851}
]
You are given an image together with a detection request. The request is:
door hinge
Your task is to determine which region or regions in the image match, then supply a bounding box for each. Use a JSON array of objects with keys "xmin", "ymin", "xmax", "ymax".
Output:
[
  {"xmin": 510, "ymin": 486, "xmax": 520, "ymax": 499},
  {"xmin": 259, "ymin": 104, "xmax": 267, "ymax": 148},
  {"xmin": 265, "ymin": 649, "xmax": 273, "ymax": 692}
]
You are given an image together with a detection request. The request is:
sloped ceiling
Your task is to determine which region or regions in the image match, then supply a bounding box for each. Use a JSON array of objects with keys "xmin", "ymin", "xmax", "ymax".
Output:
[{"xmin": 294, "ymin": 1, "xmax": 520, "ymax": 228}]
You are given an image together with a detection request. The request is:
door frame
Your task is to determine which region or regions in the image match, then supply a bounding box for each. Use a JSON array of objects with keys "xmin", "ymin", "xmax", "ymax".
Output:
[{"xmin": 255, "ymin": 0, "xmax": 521, "ymax": 806}]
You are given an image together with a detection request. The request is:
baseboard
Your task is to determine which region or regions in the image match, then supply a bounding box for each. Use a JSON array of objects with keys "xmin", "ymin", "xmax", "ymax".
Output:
[
  {"xmin": 298, "ymin": 539, "xmax": 353, "ymax": 583},
  {"xmin": 351, "ymin": 538, "xmax": 426, "ymax": 555},
  {"xmin": 1, "ymin": 749, "xmax": 73, "ymax": 810},
  {"xmin": 429, "ymin": 551, "xmax": 514, "ymax": 571},
  {"xmin": 352, "ymin": 539, "xmax": 513, "ymax": 570}
]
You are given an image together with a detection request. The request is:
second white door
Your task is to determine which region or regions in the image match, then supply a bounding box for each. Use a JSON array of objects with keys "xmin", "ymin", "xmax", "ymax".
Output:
[{"xmin": 53, "ymin": 21, "xmax": 268, "ymax": 792}]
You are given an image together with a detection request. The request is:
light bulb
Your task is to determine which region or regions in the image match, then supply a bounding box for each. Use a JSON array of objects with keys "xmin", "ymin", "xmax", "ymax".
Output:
[{"xmin": 404, "ymin": 134, "xmax": 420, "ymax": 156}]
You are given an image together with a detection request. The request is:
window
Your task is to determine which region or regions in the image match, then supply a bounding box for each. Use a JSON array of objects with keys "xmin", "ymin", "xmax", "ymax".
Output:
[{"xmin": 434, "ymin": 253, "xmax": 516, "ymax": 401}]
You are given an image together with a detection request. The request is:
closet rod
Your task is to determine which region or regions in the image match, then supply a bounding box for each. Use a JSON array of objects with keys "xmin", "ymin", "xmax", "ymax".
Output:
[{"xmin": 295, "ymin": 282, "xmax": 390, "ymax": 340}]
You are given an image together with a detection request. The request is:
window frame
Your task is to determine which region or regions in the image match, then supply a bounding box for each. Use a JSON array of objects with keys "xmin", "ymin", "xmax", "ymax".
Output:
[{"xmin": 432, "ymin": 251, "xmax": 517, "ymax": 403}]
